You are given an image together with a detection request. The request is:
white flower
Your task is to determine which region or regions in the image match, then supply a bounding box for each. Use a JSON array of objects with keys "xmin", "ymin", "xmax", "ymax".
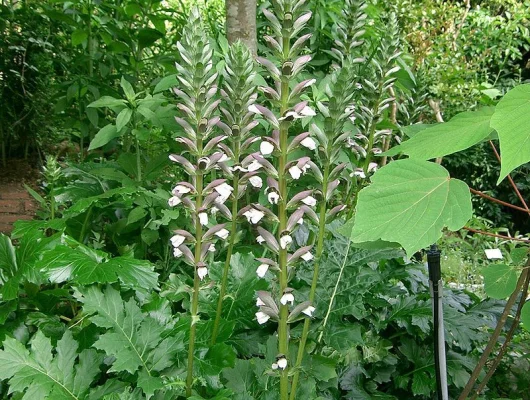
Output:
[
  {"xmin": 173, "ymin": 185, "xmax": 191, "ymax": 196},
  {"xmin": 249, "ymin": 176, "xmax": 263, "ymax": 188},
  {"xmin": 215, "ymin": 228, "xmax": 230, "ymax": 240},
  {"xmin": 214, "ymin": 182, "xmax": 233, "ymax": 204},
  {"xmin": 256, "ymin": 297, "xmax": 266, "ymax": 307},
  {"xmin": 173, "ymin": 247, "xmax": 183, "ymax": 258},
  {"xmin": 281, "ymin": 107, "xmax": 316, "ymax": 120},
  {"xmin": 352, "ymin": 169, "xmax": 366, "ymax": 179},
  {"xmin": 280, "ymin": 292, "xmax": 294, "ymax": 305},
  {"xmin": 256, "ymin": 311, "xmax": 270, "ymax": 324},
  {"xmin": 272, "ymin": 363, "xmax": 278, "ymax": 370},
  {"xmin": 248, "ymin": 104, "xmax": 261, "ymax": 114},
  {"xmin": 356, "ymin": 83, "xmax": 362, "ymax": 89},
  {"xmin": 209, "ymin": 244, "xmax": 216, "ymax": 252},
  {"xmin": 199, "ymin": 212, "xmax": 208, "ymax": 226},
  {"xmin": 256, "ymin": 263, "xmax": 269, "ymax": 278},
  {"xmin": 368, "ymin": 162, "xmax": 378, "ymax": 172},
  {"xmin": 198, "ymin": 156, "xmax": 211, "ymax": 168},
  {"xmin": 256, "ymin": 235, "xmax": 265, "ymax": 244},
  {"xmin": 276, "ymin": 357, "xmax": 288, "ymax": 370},
  {"xmin": 301, "ymin": 195, "xmax": 317, "ymax": 207},
  {"xmin": 302, "ymin": 305, "xmax": 316, "ymax": 317},
  {"xmin": 268, "ymin": 192, "xmax": 280, "ymax": 204},
  {"xmin": 168, "ymin": 196, "xmax": 181, "ymax": 207},
  {"xmin": 297, "ymin": 218, "xmax": 304, "ymax": 225},
  {"xmin": 288, "ymin": 165, "xmax": 302, "ymax": 180},
  {"xmin": 243, "ymin": 209, "xmax": 265, "ymax": 224},
  {"xmin": 300, "ymin": 106, "xmax": 316, "ymax": 117},
  {"xmin": 280, "ymin": 235, "xmax": 292, "ymax": 249},
  {"xmin": 301, "ymin": 251, "xmax": 313, "ymax": 261},
  {"xmin": 231, "ymin": 165, "xmax": 248, "ymax": 173},
  {"xmin": 260, "ymin": 141, "xmax": 274, "ymax": 155},
  {"xmin": 216, "ymin": 152, "xmax": 229, "ymax": 163},
  {"xmin": 170, "ymin": 234, "xmax": 186, "ymax": 248},
  {"xmin": 247, "ymin": 160, "xmax": 262, "ymax": 172},
  {"xmin": 300, "ymin": 137, "xmax": 317, "ymax": 150},
  {"xmin": 197, "ymin": 266, "xmax": 208, "ymax": 280}
]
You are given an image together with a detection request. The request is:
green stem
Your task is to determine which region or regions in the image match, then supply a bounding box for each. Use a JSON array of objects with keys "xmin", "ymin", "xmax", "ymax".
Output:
[
  {"xmin": 186, "ymin": 142, "xmax": 204, "ymax": 397},
  {"xmin": 278, "ymin": 110, "xmax": 289, "ymax": 400},
  {"xmin": 79, "ymin": 206, "xmax": 93, "ymax": 243},
  {"xmin": 210, "ymin": 175, "xmax": 239, "ymax": 345},
  {"xmin": 135, "ymin": 136, "xmax": 142, "ymax": 182},
  {"xmin": 317, "ymin": 241, "xmax": 351, "ymax": 343},
  {"xmin": 50, "ymin": 184, "xmax": 55, "ymax": 221},
  {"xmin": 362, "ymin": 88, "xmax": 382, "ymax": 175},
  {"xmin": 289, "ymin": 162, "xmax": 330, "ymax": 399}
]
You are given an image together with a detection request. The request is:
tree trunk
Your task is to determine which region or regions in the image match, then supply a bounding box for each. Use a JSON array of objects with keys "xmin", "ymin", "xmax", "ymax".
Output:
[{"xmin": 225, "ymin": 0, "xmax": 257, "ymax": 56}]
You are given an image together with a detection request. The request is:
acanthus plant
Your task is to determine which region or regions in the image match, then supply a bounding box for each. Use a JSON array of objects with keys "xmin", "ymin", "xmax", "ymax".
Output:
[
  {"xmin": 243, "ymin": 0, "xmax": 357, "ymax": 398},
  {"xmin": 210, "ymin": 41, "xmax": 260, "ymax": 345},
  {"xmin": 166, "ymin": 8, "xmax": 228, "ymax": 397},
  {"xmin": 342, "ymin": 11, "xmax": 403, "ymax": 213}
]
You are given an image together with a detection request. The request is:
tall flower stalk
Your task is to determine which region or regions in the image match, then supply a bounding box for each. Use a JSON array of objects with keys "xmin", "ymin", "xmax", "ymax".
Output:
[
  {"xmin": 167, "ymin": 9, "xmax": 228, "ymax": 397},
  {"xmin": 248, "ymin": 1, "xmax": 316, "ymax": 398},
  {"xmin": 210, "ymin": 42, "xmax": 259, "ymax": 345},
  {"xmin": 289, "ymin": 61, "xmax": 360, "ymax": 398}
]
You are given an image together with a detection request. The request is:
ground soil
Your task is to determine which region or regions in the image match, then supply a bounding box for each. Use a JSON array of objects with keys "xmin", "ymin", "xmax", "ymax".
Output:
[{"xmin": 0, "ymin": 159, "xmax": 39, "ymax": 234}]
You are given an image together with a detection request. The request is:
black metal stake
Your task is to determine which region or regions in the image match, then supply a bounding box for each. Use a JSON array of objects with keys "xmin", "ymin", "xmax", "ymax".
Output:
[{"xmin": 427, "ymin": 244, "xmax": 448, "ymax": 400}]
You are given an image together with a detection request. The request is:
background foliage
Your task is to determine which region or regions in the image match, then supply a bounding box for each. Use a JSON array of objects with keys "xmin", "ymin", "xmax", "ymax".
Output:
[{"xmin": 0, "ymin": 0, "xmax": 529, "ymax": 399}]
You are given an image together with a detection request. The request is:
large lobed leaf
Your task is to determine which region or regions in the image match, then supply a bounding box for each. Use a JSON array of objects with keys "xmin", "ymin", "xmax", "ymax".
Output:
[
  {"xmin": 349, "ymin": 159, "xmax": 472, "ymax": 257},
  {"xmin": 490, "ymin": 84, "xmax": 530, "ymax": 183},
  {"xmin": 385, "ymin": 107, "xmax": 494, "ymax": 160},
  {"xmin": 38, "ymin": 239, "xmax": 158, "ymax": 292},
  {"xmin": 0, "ymin": 330, "xmax": 102, "ymax": 400},
  {"xmin": 76, "ymin": 286, "xmax": 185, "ymax": 399}
]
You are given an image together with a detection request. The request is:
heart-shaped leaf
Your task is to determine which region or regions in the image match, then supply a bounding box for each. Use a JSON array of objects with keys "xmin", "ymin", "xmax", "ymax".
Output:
[
  {"xmin": 385, "ymin": 107, "xmax": 494, "ymax": 160},
  {"xmin": 490, "ymin": 84, "xmax": 530, "ymax": 183},
  {"xmin": 482, "ymin": 264, "xmax": 518, "ymax": 299},
  {"xmin": 349, "ymin": 159, "xmax": 472, "ymax": 256}
]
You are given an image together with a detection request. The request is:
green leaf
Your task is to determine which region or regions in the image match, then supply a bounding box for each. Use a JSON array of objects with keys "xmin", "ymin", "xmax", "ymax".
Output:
[
  {"xmin": 385, "ymin": 107, "xmax": 494, "ymax": 160},
  {"xmin": 222, "ymin": 359, "xmax": 256, "ymax": 398},
  {"xmin": 482, "ymin": 264, "xmax": 518, "ymax": 299},
  {"xmin": 38, "ymin": 243, "xmax": 159, "ymax": 291},
  {"xmin": 324, "ymin": 323, "xmax": 363, "ymax": 352},
  {"xmin": 86, "ymin": 108, "xmax": 99, "ymax": 128},
  {"xmin": 0, "ymin": 234, "xmax": 17, "ymax": 279},
  {"xmin": 153, "ymin": 74, "xmax": 178, "ymax": 94},
  {"xmin": 0, "ymin": 330, "xmax": 102, "ymax": 400},
  {"xmin": 89, "ymin": 124, "xmax": 119, "ymax": 150},
  {"xmin": 71, "ymin": 29, "xmax": 88, "ymax": 46},
  {"xmin": 137, "ymin": 370, "xmax": 164, "ymax": 400},
  {"xmin": 491, "ymin": 84, "xmax": 530, "ymax": 183},
  {"xmin": 137, "ymin": 28, "xmax": 164, "ymax": 48},
  {"xmin": 306, "ymin": 355, "xmax": 337, "ymax": 382},
  {"xmin": 510, "ymin": 248, "xmax": 529, "ymax": 265},
  {"xmin": 77, "ymin": 285, "xmax": 184, "ymax": 394},
  {"xmin": 127, "ymin": 207, "xmax": 148, "ymax": 224},
  {"xmin": 120, "ymin": 77, "xmax": 135, "ymax": 102},
  {"xmin": 521, "ymin": 302, "xmax": 530, "ymax": 331},
  {"xmin": 124, "ymin": 3, "xmax": 142, "ymax": 17},
  {"xmin": 350, "ymin": 159, "xmax": 472, "ymax": 257},
  {"xmin": 401, "ymin": 123, "xmax": 436, "ymax": 138},
  {"xmin": 411, "ymin": 371, "xmax": 432, "ymax": 396},
  {"xmin": 116, "ymin": 108, "xmax": 132, "ymax": 132},
  {"xmin": 88, "ymin": 96, "xmax": 126, "ymax": 108}
]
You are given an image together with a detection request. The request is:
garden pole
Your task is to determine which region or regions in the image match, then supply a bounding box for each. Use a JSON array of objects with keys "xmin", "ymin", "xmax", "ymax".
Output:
[{"xmin": 427, "ymin": 244, "xmax": 449, "ymax": 400}]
